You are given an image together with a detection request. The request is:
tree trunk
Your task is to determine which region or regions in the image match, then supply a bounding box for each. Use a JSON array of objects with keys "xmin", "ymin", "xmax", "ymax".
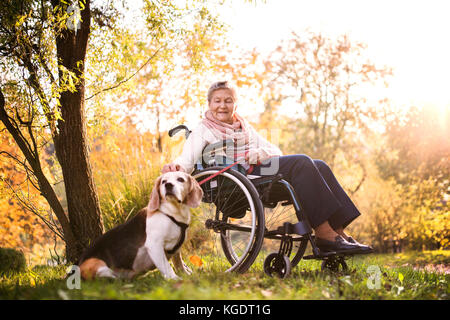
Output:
[
  {"xmin": 53, "ymin": 88, "xmax": 104, "ymax": 262},
  {"xmin": 51, "ymin": 0, "xmax": 103, "ymax": 262}
]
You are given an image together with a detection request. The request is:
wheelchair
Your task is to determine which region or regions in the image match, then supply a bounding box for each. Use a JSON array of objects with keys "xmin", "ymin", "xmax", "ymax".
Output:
[{"xmin": 169, "ymin": 125, "xmax": 354, "ymax": 278}]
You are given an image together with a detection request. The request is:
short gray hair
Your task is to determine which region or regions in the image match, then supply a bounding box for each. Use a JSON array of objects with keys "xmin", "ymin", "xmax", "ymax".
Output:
[{"xmin": 207, "ymin": 81, "xmax": 237, "ymax": 103}]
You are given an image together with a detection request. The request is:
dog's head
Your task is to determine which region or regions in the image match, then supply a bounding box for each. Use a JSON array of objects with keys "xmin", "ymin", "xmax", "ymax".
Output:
[{"xmin": 147, "ymin": 171, "xmax": 203, "ymax": 213}]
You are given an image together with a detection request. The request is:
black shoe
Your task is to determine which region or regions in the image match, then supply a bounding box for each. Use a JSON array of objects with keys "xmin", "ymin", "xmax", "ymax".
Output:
[
  {"xmin": 315, "ymin": 235, "xmax": 367, "ymax": 254},
  {"xmin": 347, "ymin": 237, "xmax": 374, "ymax": 253}
]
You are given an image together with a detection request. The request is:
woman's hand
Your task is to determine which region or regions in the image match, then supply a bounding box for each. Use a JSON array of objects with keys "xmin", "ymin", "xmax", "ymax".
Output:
[
  {"xmin": 162, "ymin": 163, "xmax": 185, "ymax": 173},
  {"xmin": 245, "ymin": 149, "xmax": 263, "ymax": 165}
]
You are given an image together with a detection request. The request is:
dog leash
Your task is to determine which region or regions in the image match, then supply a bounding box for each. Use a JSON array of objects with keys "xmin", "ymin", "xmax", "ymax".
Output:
[{"xmin": 197, "ymin": 159, "xmax": 250, "ymax": 186}]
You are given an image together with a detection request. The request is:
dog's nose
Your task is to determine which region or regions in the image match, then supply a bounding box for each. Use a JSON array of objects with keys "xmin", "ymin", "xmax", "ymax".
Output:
[{"xmin": 165, "ymin": 182, "xmax": 173, "ymax": 190}]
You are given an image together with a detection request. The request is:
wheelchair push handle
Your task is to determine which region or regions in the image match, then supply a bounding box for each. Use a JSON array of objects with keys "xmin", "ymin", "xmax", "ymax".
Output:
[
  {"xmin": 168, "ymin": 125, "xmax": 235, "ymax": 159},
  {"xmin": 168, "ymin": 124, "xmax": 191, "ymax": 139}
]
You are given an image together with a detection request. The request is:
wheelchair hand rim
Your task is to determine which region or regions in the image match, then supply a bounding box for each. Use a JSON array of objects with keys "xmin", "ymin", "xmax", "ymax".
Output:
[{"xmin": 194, "ymin": 169, "xmax": 258, "ymax": 273}]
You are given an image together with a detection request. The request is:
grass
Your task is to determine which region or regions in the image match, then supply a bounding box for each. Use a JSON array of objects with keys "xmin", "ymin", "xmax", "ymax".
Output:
[{"xmin": 0, "ymin": 250, "xmax": 448, "ymax": 300}]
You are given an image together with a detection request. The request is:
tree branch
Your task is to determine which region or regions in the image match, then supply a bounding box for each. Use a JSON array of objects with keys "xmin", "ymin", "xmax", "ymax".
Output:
[
  {"xmin": 348, "ymin": 159, "xmax": 367, "ymax": 196},
  {"xmin": 0, "ymin": 87, "xmax": 74, "ymax": 243},
  {"xmin": 0, "ymin": 151, "xmax": 36, "ymax": 185},
  {"xmin": 1, "ymin": 177, "xmax": 65, "ymax": 241},
  {"xmin": 86, "ymin": 46, "xmax": 163, "ymax": 100}
]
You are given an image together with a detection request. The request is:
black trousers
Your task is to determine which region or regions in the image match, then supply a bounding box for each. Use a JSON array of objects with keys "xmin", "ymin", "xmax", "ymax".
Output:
[{"xmin": 251, "ymin": 154, "xmax": 361, "ymax": 229}]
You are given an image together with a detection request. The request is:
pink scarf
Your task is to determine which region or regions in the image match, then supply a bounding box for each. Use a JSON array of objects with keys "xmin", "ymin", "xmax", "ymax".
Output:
[{"xmin": 202, "ymin": 110, "xmax": 252, "ymax": 162}]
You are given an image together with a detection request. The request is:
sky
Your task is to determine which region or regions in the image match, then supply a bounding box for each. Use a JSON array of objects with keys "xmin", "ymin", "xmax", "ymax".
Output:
[
  {"xmin": 122, "ymin": 0, "xmax": 450, "ymax": 132},
  {"xmin": 216, "ymin": 0, "xmax": 450, "ymax": 112}
]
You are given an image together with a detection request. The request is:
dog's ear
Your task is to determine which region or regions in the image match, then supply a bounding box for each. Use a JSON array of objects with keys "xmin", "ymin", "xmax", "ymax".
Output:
[
  {"xmin": 148, "ymin": 176, "xmax": 162, "ymax": 213},
  {"xmin": 184, "ymin": 175, "xmax": 203, "ymax": 208}
]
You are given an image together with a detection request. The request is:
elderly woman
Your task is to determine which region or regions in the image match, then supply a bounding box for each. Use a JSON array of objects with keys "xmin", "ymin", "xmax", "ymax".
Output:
[{"xmin": 163, "ymin": 81, "xmax": 372, "ymax": 254}]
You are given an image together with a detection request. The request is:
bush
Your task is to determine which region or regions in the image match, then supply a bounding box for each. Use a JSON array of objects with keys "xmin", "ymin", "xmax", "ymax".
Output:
[
  {"xmin": 99, "ymin": 165, "xmax": 160, "ymax": 231},
  {"xmin": 0, "ymin": 247, "xmax": 27, "ymax": 274}
]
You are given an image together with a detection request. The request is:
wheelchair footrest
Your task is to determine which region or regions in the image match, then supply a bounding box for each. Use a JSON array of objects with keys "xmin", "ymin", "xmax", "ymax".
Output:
[
  {"xmin": 276, "ymin": 221, "xmax": 312, "ymax": 236},
  {"xmin": 303, "ymin": 252, "xmax": 338, "ymax": 260},
  {"xmin": 304, "ymin": 251, "xmax": 359, "ymax": 260}
]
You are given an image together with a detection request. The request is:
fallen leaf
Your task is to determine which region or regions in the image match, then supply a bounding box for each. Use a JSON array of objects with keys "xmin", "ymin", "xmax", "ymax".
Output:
[
  {"xmin": 261, "ymin": 289, "xmax": 273, "ymax": 297},
  {"xmin": 189, "ymin": 255, "xmax": 203, "ymax": 267}
]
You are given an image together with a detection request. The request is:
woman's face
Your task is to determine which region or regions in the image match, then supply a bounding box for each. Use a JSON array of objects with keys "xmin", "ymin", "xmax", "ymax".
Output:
[{"xmin": 208, "ymin": 89, "xmax": 236, "ymax": 124}]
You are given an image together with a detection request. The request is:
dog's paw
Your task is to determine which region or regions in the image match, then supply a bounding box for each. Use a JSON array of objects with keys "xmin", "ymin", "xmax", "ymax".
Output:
[{"xmin": 164, "ymin": 273, "xmax": 182, "ymax": 281}]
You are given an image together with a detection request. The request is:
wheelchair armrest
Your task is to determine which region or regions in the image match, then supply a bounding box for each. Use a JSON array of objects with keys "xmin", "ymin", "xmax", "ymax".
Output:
[{"xmin": 250, "ymin": 174, "xmax": 283, "ymax": 186}]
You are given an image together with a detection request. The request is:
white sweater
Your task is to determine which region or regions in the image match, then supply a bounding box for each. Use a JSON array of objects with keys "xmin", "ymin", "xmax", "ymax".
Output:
[{"xmin": 173, "ymin": 122, "xmax": 283, "ymax": 173}]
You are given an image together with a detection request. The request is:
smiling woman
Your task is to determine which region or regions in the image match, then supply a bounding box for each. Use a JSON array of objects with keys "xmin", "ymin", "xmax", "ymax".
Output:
[
  {"xmin": 207, "ymin": 81, "xmax": 237, "ymax": 124},
  {"xmin": 163, "ymin": 81, "xmax": 283, "ymax": 174},
  {"xmin": 163, "ymin": 81, "xmax": 374, "ymax": 255}
]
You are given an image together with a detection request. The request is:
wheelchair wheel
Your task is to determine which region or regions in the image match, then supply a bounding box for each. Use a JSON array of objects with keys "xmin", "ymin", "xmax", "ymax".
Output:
[
  {"xmin": 264, "ymin": 253, "xmax": 291, "ymax": 278},
  {"xmin": 192, "ymin": 167, "xmax": 265, "ymax": 273},
  {"xmin": 321, "ymin": 256, "xmax": 348, "ymax": 272},
  {"xmin": 261, "ymin": 202, "xmax": 309, "ymax": 268}
]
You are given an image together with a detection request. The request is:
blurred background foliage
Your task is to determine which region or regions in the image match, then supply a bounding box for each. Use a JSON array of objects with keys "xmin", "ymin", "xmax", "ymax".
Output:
[{"xmin": 0, "ymin": 0, "xmax": 448, "ymax": 264}]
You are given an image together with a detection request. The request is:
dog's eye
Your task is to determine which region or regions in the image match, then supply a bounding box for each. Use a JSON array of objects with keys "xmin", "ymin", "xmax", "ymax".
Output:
[
  {"xmin": 162, "ymin": 180, "xmax": 167, "ymax": 184},
  {"xmin": 177, "ymin": 177, "xmax": 185, "ymax": 183}
]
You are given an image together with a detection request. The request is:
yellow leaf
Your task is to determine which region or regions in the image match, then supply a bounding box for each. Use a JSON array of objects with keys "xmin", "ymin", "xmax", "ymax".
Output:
[
  {"xmin": 189, "ymin": 255, "xmax": 203, "ymax": 267},
  {"xmin": 15, "ymin": 15, "xmax": 27, "ymax": 27}
]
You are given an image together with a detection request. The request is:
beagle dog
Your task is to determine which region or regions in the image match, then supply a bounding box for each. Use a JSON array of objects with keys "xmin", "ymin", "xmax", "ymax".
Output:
[{"xmin": 78, "ymin": 171, "xmax": 203, "ymax": 280}]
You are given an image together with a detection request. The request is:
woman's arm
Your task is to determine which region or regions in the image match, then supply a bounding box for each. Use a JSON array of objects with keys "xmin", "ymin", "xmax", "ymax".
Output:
[{"xmin": 246, "ymin": 125, "xmax": 283, "ymax": 164}]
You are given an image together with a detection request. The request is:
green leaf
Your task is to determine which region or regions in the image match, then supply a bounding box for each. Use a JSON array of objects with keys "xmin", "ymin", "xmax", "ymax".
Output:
[{"xmin": 398, "ymin": 272, "xmax": 404, "ymax": 283}]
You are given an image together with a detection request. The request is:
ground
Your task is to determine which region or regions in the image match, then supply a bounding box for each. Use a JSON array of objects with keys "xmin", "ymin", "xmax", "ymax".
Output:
[{"xmin": 0, "ymin": 250, "xmax": 448, "ymax": 300}]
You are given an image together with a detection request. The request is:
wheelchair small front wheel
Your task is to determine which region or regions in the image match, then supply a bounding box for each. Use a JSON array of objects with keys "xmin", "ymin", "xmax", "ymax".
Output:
[
  {"xmin": 321, "ymin": 256, "xmax": 348, "ymax": 273},
  {"xmin": 260, "ymin": 202, "xmax": 309, "ymax": 269},
  {"xmin": 264, "ymin": 253, "xmax": 292, "ymax": 278}
]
